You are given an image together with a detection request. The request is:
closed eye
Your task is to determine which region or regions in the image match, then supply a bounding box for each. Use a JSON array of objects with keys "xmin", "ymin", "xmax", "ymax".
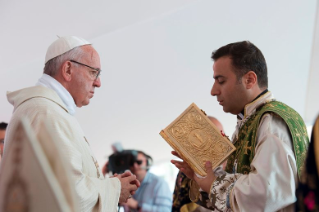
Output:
[
  {"xmin": 214, "ymin": 75, "xmax": 226, "ymax": 84},
  {"xmin": 218, "ymin": 80, "xmax": 225, "ymax": 84}
]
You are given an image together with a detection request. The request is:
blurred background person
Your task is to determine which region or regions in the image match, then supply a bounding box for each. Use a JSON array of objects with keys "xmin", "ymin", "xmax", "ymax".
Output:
[
  {"xmin": 102, "ymin": 161, "xmax": 109, "ymax": 176},
  {"xmin": 172, "ymin": 116, "xmax": 224, "ymax": 212},
  {"xmin": 121, "ymin": 150, "xmax": 172, "ymax": 212},
  {"xmin": 296, "ymin": 115, "xmax": 319, "ymax": 212},
  {"xmin": 0, "ymin": 122, "xmax": 8, "ymax": 163}
]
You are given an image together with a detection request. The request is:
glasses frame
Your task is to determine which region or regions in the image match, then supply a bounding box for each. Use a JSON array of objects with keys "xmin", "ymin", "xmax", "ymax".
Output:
[
  {"xmin": 70, "ymin": 60, "xmax": 101, "ymax": 80},
  {"xmin": 135, "ymin": 160, "xmax": 143, "ymax": 165}
]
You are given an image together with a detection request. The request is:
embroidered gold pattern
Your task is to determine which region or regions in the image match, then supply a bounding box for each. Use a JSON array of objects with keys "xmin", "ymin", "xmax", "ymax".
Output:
[
  {"xmin": 3, "ymin": 124, "xmax": 29, "ymax": 212},
  {"xmin": 225, "ymin": 100, "xmax": 309, "ymax": 179},
  {"xmin": 160, "ymin": 103, "xmax": 235, "ymax": 176},
  {"xmin": 91, "ymin": 156, "xmax": 100, "ymax": 178},
  {"xmin": 84, "ymin": 136, "xmax": 100, "ymax": 178},
  {"xmin": 243, "ymin": 141, "xmax": 252, "ymax": 155}
]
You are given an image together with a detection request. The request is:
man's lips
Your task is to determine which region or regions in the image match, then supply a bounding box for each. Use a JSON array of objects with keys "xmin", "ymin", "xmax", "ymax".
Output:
[{"xmin": 218, "ymin": 100, "xmax": 223, "ymax": 105}]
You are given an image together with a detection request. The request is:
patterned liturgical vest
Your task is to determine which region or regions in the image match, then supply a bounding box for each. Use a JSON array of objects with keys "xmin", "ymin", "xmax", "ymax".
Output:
[{"xmin": 225, "ymin": 101, "xmax": 309, "ymax": 179}]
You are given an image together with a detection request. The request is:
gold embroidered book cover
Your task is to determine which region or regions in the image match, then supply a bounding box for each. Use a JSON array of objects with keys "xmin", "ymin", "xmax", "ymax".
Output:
[{"xmin": 160, "ymin": 103, "xmax": 236, "ymax": 176}]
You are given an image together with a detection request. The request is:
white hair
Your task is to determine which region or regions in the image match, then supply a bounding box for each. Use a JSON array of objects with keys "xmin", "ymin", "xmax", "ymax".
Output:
[{"xmin": 43, "ymin": 45, "xmax": 88, "ymax": 76}]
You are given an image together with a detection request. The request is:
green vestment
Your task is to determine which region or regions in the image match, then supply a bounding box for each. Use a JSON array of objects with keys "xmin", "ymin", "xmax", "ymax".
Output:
[{"xmin": 225, "ymin": 100, "xmax": 309, "ymax": 179}]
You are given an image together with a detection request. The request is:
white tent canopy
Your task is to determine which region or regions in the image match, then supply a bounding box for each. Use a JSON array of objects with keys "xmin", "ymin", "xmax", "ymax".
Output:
[{"xmin": 1, "ymin": 0, "xmax": 318, "ymax": 167}]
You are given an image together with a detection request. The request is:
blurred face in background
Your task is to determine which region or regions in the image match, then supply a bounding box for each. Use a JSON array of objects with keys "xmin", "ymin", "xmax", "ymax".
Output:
[
  {"xmin": 0, "ymin": 129, "xmax": 6, "ymax": 156},
  {"xmin": 130, "ymin": 153, "xmax": 147, "ymax": 181}
]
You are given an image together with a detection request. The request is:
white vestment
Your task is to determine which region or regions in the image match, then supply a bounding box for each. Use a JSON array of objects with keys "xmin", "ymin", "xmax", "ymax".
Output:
[
  {"xmin": 4, "ymin": 86, "xmax": 121, "ymax": 212},
  {"xmin": 194, "ymin": 92, "xmax": 298, "ymax": 212}
]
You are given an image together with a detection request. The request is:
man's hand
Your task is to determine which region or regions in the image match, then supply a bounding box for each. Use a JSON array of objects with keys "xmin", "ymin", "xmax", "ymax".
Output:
[
  {"xmin": 171, "ymin": 151, "xmax": 216, "ymax": 193},
  {"xmin": 194, "ymin": 161, "xmax": 216, "ymax": 193},
  {"xmin": 116, "ymin": 171, "xmax": 140, "ymax": 203},
  {"xmin": 171, "ymin": 151, "xmax": 195, "ymax": 180},
  {"xmin": 121, "ymin": 197, "xmax": 139, "ymax": 210}
]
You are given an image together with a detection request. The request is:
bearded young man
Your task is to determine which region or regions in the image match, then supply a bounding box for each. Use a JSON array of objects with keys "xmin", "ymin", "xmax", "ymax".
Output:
[{"xmin": 172, "ymin": 41, "xmax": 309, "ymax": 212}]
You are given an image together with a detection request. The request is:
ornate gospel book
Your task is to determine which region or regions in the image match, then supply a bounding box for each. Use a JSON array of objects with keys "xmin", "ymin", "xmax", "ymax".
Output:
[{"xmin": 160, "ymin": 103, "xmax": 236, "ymax": 177}]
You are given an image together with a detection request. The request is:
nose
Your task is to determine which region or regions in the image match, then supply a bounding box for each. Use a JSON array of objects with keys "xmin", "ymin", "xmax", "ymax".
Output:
[
  {"xmin": 211, "ymin": 82, "xmax": 220, "ymax": 96},
  {"xmin": 93, "ymin": 77, "xmax": 101, "ymax": 87}
]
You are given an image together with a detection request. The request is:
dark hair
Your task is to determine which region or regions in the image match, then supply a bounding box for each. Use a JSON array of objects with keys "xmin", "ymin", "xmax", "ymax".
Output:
[
  {"xmin": 0, "ymin": 122, "xmax": 8, "ymax": 130},
  {"xmin": 211, "ymin": 41, "xmax": 268, "ymax": 88},
  {"xmin": 137, "ymin": 150, "xmax": 153, "ymax": 169}
]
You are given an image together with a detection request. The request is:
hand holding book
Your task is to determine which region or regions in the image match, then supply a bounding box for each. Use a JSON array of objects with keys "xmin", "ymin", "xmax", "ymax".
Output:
[
  {"xmin": 171, "ymin": 150, "xmax": 217, "ymax": 193},
  {"xmin": 160, "ymin": 103, "xmax": 236, "ymax": 177}
]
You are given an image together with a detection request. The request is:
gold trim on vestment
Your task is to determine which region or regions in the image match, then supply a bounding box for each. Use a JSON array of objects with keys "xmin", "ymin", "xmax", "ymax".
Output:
[
  {"xmin": 313, "ymin": 116, "xmax": 319, "ymax": 177},
  {"xmin": 229, "ymin": 187, "xmax": 235, "ymax": 211},
  {"xmin": 189, "ymin": 179, "xmax": 200, "ymax": 202},
  {"xmin": 180, "ymin": 203, "xmax": 199, "ymax": 212},
  {"xmin": 243, "ymin": 91, "xmax": 271, "ymax": 119}
]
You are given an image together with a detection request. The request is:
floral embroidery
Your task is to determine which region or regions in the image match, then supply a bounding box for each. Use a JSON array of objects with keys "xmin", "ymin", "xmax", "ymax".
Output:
[{"xmin": 194, "ymin": 173, "xmax": 241, "ymax": 211}]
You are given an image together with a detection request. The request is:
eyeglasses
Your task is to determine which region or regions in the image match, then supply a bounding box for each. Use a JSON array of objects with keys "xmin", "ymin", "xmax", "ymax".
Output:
[
  {"xmin": 70, "ymin": 60, "xmax": 101, "ymax": 80},
  {"xmin": 134, "ymin": 160, "xmax": 143, "ymax": 165}
]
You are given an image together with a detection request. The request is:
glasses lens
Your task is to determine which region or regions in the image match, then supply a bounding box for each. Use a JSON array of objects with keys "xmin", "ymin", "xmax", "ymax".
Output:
[
  {"xmin": 89, "ymin": 71, "xmax": 98, "ymax": 80},
  {"xmin": 95, "ymin": 70, "xmax": 101, "ymax": 80},
  {"xmin": 70, "ymin": 60, "xmax": 101, "ymax": 80},
  {"xmin": 135, "ymin": 160, "xmax": 143, "ymax": 165}
]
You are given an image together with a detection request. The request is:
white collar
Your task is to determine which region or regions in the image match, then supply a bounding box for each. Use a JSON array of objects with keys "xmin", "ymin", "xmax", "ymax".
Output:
[
  {"xmin": 241, "ymin": 91, "xmax": 274, "ymax": 120},
  {"xmin": 232, "ymin": 91, "xmax": 275, "ymax": 142},
  {"xmin": 36, "ymin": 74, "xmax": 77, "ymax": 115}
]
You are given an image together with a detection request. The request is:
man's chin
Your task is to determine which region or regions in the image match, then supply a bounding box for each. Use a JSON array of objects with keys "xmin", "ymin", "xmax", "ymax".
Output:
[
  {"xmin": 222, "ymin": 107, "xmax": 235, "ymax": 115},
  {"xmin": 223, "ymin": 108, "xmax": 240, "ymax": 115},
  {"xmin": 76, "ymin": 100, "xmax": 90, "ymax": 107}
]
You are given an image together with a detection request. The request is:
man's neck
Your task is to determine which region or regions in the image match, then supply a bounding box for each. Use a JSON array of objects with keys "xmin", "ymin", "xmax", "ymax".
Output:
[
  {"xmin": 36, "ymin": 74, "xmax": 77, "ymax": 115},
  {"xmin": 137, "ymin": 172, "xmax": 147, "ymax": 183},
  {"xmin": 237, "ymin": 89, "xmax": 268, "ymax": 119}
]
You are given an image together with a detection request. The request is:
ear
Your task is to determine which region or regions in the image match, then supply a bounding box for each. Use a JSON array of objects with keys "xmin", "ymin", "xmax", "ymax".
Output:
[
  {"xmin": 61, "ymin": 61, "xmax": 73, "ymax": 82},
  {"xmin": 243, "ymin": 71, "xmax": 257, "ymax": 89}
]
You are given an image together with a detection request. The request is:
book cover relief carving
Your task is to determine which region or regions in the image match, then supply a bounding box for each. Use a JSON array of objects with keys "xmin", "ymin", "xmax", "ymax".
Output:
[{"xmin": 160, "ymin": 103, "xmax": 236, "ymax": 176}]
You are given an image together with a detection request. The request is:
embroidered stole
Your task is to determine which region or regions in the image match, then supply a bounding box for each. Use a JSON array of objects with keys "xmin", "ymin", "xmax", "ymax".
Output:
[{"xmin": 225, "ymin": 101, "xmax": 309, "ymax": 179}]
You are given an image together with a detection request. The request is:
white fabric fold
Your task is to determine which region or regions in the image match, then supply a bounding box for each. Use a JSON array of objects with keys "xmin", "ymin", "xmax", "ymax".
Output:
[
  {"xmin": 232, "ymin": 91, "xmax": 275, "ymax": 142},
  {"xmin": 36, "ymin": 74, "xmax": 77, "ymax": 115},
  {"xmin": 6, "ymin": 86, "xmax": 121, "ymax": 211}
]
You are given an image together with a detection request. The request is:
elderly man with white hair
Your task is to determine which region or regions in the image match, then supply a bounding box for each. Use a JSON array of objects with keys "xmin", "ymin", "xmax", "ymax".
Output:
[{"xmin": 4, "ymin": 36, "xmax": 140, "ymax": 211}]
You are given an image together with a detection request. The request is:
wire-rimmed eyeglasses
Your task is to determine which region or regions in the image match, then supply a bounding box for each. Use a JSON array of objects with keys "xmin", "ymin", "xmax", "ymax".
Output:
[{"xmin": 70, "ymin": 60, "xmax": 101, "ymax": 80}]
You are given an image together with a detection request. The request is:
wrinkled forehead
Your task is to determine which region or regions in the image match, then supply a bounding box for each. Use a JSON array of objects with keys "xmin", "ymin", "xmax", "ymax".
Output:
[{"xmin": 81, "ymin": 46, "xmax": 101, "ymax": 65}]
